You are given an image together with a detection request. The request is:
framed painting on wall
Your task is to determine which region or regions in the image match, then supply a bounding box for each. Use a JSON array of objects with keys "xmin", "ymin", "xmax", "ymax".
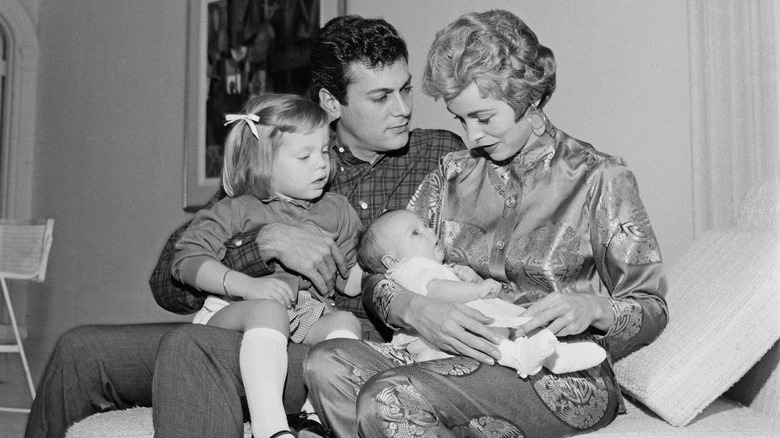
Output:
[{"xmin": 183, "ymin": 0, "xmax": 345, "ymax": 210}]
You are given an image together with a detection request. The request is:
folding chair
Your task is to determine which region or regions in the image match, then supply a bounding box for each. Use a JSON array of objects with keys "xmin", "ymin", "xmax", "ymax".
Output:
[{"xmin": 0, "ymin": 218, "xmax": 54, "ymax": 414}]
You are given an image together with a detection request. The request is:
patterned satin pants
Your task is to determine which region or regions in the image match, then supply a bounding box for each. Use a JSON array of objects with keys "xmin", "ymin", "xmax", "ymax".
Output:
[{"xmin": 304, "ymin": 339, "xmax": 622, "ymax": 438}]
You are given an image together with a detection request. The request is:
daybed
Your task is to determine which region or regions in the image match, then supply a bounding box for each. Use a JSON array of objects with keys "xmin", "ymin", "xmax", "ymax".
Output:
[{"xmin": 66, "ymin": 180, "xmax": 780, "ymax": 437}]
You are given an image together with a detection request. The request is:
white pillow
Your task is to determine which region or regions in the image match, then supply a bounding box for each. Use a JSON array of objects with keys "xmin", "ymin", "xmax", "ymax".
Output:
[{"xmin": 613, "ymin": 230, "xmax": 780, "ymax": 427}]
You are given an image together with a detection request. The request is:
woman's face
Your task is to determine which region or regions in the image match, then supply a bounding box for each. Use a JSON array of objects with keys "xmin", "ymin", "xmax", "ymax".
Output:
[{"xmin": 446, "ymin": 82, "xmax": 533, "ymax": 162}]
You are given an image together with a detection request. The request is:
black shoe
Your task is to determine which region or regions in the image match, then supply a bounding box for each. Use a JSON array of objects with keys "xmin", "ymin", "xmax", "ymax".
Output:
[{"xmin": 287, "ymin": 412, "xmax": 332, "ymax": 438}]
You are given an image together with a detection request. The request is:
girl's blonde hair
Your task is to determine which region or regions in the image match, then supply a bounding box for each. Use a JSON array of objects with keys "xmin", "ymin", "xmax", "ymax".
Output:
[{"xmin": 222, "ymin": 93, "xmax": 330, "ymax": 199}]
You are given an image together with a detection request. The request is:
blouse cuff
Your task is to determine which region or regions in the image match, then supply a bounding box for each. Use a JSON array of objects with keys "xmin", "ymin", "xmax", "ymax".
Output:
[
  {"xmin": 603, "ymin": 297, "xmax": 643, "ymax": 341},
  {"xmin": 374, "ymin": 278, "xmax": 405, "ymax": 329}
]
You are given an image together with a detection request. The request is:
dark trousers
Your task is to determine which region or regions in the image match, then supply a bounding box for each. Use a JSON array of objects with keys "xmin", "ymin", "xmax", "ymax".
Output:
[{"xmin": 25, "ymin": 323, "xmax": 309, "ymax": 438}]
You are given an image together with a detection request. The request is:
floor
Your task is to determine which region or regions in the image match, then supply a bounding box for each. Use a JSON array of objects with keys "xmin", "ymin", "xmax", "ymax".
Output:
[
  {"xmin": 0, "ymin": 349, "xmax": 39, "ymax": 438},
  {"xmin": 0, "ymin": 363, "xmax": 33, "ymax": 437}
]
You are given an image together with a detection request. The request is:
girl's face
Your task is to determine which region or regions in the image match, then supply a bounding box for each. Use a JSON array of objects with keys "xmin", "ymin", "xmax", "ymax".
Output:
[
  {"xmin": 446, "ymin": 82, "xmax": 533, "ymax": 162},
  {"xmin": 271, "ymin": 125, "xmax": 331, "ymax": 201}
]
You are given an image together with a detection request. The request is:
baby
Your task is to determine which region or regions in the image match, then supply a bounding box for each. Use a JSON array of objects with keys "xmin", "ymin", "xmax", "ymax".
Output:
[{"xmin": 357, "ymin": 209, "xmax": 606, "ymax": 378}]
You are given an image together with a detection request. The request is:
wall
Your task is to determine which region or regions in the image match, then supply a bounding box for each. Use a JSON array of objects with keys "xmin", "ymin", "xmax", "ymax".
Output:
[
  {"xmin": 27, "ymin": 0, "xmax": 194, "ymax": 374},
  {"xmin": 23, "ymin": 0, "xmax": 693, "ymax": 379}
]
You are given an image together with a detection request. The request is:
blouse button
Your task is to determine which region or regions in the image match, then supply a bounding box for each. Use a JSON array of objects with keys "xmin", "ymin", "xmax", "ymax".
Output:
[
  {"xmin": 505, "ymin": 196, "xmax": 517, "ymax": 208},
  {"xmin": 359, "ymin": 201, "xmax": 368, "ymax": 210},
  {"xmin": 496, "ymin": 240, "xmax": 505, "ymax": 250}
]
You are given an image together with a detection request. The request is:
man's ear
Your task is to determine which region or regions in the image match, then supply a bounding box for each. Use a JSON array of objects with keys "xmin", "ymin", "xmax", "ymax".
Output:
[
  {"xmin": 319, "ymin": 88, "xmax": 342, "ymax": 120},
  {"xmin": 381, "ymin": 254, "xmax": 399, "ymax": 270}
]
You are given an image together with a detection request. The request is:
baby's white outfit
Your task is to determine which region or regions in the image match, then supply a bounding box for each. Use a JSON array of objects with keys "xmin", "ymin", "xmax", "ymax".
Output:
[{"xmin": 387, "ymin": 257, "xmax": 606, "ymax": 377}]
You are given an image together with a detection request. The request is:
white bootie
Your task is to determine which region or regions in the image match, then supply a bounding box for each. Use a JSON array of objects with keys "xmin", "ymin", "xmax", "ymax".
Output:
[
  {"xmin": 497, "ymin": 329, "xmax": 558, "ymax": 378},
  {"xmin": 544, "ymin": 341, "xmax": 607, "ymax": 374}
]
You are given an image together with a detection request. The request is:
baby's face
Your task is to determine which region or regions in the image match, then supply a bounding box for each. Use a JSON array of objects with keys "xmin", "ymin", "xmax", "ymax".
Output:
[{"xmin": 379, "ymin": 210, "xmax": 444, "ymax": 264}]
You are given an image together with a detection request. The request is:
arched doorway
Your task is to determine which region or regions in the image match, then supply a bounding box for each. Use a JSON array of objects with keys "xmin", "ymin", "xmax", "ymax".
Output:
[{"xmin": 0, "ymin": 1, "xmax": 38, "ymax": 220}]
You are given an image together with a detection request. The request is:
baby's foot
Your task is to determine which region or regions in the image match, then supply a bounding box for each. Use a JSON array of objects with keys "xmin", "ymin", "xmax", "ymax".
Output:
[
  {"xmin": 497, "ymin": 329, "xmax": 558, "ymax": 378},
  {"xmin": 544, "ymin": 341, "xmax": 607, "ymax": 374}
]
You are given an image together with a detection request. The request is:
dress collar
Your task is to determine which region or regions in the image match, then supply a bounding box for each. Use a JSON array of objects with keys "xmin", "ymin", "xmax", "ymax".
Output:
[
  {"xmin": 494, "ymin": 116, "xmax": 557, "ymax": 174},
  {"xmin": 260, "ymin": 194, "xmax": 314, "ymax": 210}
]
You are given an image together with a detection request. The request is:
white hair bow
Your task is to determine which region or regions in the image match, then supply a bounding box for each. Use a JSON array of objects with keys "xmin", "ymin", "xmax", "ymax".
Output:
[{"xmin": 224, "ymin": 114, "xmax": 260, "ymax": 139}]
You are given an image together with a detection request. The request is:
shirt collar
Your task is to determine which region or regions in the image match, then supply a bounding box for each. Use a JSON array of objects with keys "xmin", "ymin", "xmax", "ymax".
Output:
[{"xmin": 330, "ymin": 129, "xmax": 379, "ymax": 166}]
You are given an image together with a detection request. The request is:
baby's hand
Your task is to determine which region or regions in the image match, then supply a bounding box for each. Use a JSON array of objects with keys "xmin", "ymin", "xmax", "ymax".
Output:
[
  {"xmin": 452, "ymin": 265, "xmax": 482, "ymax": 283},
  {"xmin": 244, "ymin": 278, "xmax": 296, "ymax": 308},
  {"xmin": 477, "ymin": 279, "xmax": 502, "ymax": 299}
]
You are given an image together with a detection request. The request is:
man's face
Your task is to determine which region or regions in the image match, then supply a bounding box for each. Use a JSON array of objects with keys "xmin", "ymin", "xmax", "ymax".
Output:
[{"xmin": 335, "ymin": 60, "xmax": 413, "ymax": 163}]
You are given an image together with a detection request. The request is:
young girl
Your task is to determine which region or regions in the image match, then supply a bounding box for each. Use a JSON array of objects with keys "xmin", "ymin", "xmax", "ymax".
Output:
[
  {"xmin": 358, "ymin": 209, "xmax": 606, "ymax": 377},
  {"xmin": 172, "ymin": 93, "xmax": 362, "ymax": 438}
]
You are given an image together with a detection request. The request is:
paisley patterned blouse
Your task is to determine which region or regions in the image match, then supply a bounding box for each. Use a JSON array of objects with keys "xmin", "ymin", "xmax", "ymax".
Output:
[{"xmin": 374, "ymin": 119, "xmax": 668, "ymax": 360}]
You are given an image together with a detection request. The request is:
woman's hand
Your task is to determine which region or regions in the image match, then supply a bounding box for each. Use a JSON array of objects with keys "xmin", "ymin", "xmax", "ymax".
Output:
[
  {"xmin": 402, "ymin": 293, "xmax": 505, "ymax": 364},
  {"xmin": 518, "ymin": 292, "xmax": 614, "ymax": 337},
  {"xmin": 242, "ymin": 278, "xmax": 296, "ymax": 308}
]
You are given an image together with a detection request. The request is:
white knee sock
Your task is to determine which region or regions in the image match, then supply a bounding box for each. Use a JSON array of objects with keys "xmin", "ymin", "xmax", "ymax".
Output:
[
  {"xmin": 325, "ymin": 329, "xmax": 360, "ymax": 340},
  {"xmin": 299, "ymin": 329, "xmax": 358, "ymax": 426},
  {"xmin": 241, "ymin": 328, "xmax": 289, "ymax": 438}
]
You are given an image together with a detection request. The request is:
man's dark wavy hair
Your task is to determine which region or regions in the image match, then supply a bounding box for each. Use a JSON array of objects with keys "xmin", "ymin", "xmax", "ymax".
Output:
[{"xmin": 311, "ymin": 15, "xmax": 409, "ymax": 104}]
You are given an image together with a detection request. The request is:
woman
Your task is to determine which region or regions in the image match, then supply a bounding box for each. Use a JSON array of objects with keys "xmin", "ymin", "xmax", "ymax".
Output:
[{"xmin": 305, "ymin": 10, "xmax": 667, "ymax": 437}]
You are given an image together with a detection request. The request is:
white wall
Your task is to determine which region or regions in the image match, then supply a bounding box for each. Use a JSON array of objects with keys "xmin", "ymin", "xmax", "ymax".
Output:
[
  {"xmin": 22, "ymin": 0, "xmax": 694, "ymax": 378},
  {"xmin": 28, "ymin": 0, "xmax": 194, "ymax": 374}
]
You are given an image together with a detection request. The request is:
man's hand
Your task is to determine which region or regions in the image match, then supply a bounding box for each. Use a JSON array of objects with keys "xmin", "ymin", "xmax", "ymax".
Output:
[
  {"xmin": 402, "ymin": 294, "xmax": 505, "ymax": 364},
  {"xmin": 255, "ymin": 222, "xmax": 347, "ymax": 295}
]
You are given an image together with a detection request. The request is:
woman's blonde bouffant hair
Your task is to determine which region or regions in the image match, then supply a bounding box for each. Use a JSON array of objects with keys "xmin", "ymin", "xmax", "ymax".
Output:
[
  {"xmin": 422, "ymin": 9, "xmax": 556, "ymax": 118},
  {"xmin": 222, "ymin": 93, "xmax": 329, "ymax": 199}
]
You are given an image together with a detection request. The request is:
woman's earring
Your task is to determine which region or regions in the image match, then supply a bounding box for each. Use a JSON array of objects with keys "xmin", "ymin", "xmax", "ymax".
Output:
[{"xmin": 528, "ymin": 109, "xmax": 547, "ymax": 137}]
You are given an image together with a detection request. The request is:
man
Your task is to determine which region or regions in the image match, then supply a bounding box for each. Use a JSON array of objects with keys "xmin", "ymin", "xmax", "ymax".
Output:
[{"xmin": 27, "ymin": 15, "xmax": 492, "ymax": 438}]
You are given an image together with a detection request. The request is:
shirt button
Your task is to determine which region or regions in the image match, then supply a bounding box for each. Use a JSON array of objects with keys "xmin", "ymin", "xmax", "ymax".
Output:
[
  {"xmin": 505, "ymin": 196, "xmax": 517, "ymax": 208},
  {"xmin": 340, "ymin": 166, "xmax": 344, "ymax": 172},
  {"xmin": 338, "ymin": 147, "xmax": 345, "ymax": 153},
  {"xmin": 496, "ymin": 240, "xmax": 504, "ymax": 250},
  {"xmin": 233, "ymin": 239, "xmax": 243, "ymax": 246},
  {"xmin": 359, "ymin": 201, "xmax": 368, "ymax": 210}
]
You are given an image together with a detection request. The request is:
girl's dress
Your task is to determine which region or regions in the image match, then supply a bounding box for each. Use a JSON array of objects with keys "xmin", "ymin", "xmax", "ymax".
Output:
[{"xmin": 172, "ymin": 192, "xmax": 362, "ymax": 342}]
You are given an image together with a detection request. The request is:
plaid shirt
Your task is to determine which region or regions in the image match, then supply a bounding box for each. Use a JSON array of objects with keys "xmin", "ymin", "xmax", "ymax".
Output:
[{"xmin": 149, "ymin": 129, "xmax": 464, "ymax": 336}]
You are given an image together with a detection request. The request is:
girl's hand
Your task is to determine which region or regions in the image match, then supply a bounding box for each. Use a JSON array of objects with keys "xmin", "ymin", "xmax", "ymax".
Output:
[
  {"xmin": 243, "ymin": 278, "xmax": 296, "ymax": 308},
  {"xmin": 452, "ymin": 265, "xmax": 482, "ymax": 283},
  {"xmin": 517, "ymin": 292, "xmax": 613, "ymax": 337},
  {"xmin": 477, "ymin": 279, "xmax": 502, "ymax": 299}
]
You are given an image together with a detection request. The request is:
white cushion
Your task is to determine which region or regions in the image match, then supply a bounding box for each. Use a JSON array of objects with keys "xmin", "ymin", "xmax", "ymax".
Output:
[
  {"xmin": 613, "ymin": 230, "xmax": 780, "ymax": 426},
  {"xmin": 65, "ymin": 407, "xmax": 153, "ymax": 438},
  {"xmin": 65, "ymin": 407, "xmax": 252, "ymax": 438},
  {"xmin": 581, "ymin": 396, "xmax": 780, "ymax": 437}
]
